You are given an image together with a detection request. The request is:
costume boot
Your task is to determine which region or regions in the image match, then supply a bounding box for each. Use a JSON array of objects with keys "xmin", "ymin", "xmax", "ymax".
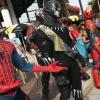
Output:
[
  {"xmin": 55, "ymin": 76, "xmax": 70, "ymax": 100},
  {"xmin": 41, "ymin": 73, "xmax": 50, "ymax": 100},
  {"xmin": 59, "ymin": 86, "xmax": 70, "ymax": 100}
]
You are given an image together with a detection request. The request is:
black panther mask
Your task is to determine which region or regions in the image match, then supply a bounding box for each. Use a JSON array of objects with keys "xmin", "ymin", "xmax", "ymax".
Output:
[{"xmin": 43, "ymin": 0, "xmax": 61, "ymax": 18}]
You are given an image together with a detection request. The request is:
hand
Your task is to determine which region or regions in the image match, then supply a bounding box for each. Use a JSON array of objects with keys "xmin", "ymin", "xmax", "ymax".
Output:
[
  {"xmin": 48, "ymin": 61, "xmax": 68, "ymax": 72},
  {"xmin": 33, "ymin": 61, "xmax": 68, "ymax": 72}
]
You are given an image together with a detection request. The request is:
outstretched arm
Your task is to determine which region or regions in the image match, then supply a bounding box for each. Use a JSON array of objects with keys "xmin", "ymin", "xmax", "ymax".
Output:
[
  {"xmin": 12, "ymin": 49, "xmax": 67, "ymax": 72},
  {"xmin": 12, "ymin": 49, "xmax": 34, "ymax": 72}
]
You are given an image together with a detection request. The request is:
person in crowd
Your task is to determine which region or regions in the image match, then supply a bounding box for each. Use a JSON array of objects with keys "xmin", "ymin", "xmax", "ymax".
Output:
[
  {"xmin": 0, "ymin": 39, "xmax": 66, "ymax": 100},
  {"xmin": 68, "ymin": 24, "xmax": 90, "ymax": 78},
  {"xmin": 26, "ymin": 0, "xmax": 83, "ymax": 100},
  {"xmin": 84, "ymin": 6, "xmax": 100, "ymax": 88},
  {"xmin": 91, "ymin": 18, "xmax": 100, "ymax": 88}
]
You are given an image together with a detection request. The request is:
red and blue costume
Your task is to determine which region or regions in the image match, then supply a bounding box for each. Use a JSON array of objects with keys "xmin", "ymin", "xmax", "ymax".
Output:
[
  {"xmin": 0, "ymin": 40, "xmax": 66, "ymax": 100},
  {"xmin": 84, "ymin": 10, "xmax": 100, "ymax": 88},
  {"xmin": 91, "ymin": 29, "xmax": 100, "ymax": 88}
]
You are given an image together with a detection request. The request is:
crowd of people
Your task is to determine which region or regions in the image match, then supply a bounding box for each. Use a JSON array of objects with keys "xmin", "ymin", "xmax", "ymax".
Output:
[{"xmin": 0, "ymin": 0, "xmax": 100, "ymax": 100}]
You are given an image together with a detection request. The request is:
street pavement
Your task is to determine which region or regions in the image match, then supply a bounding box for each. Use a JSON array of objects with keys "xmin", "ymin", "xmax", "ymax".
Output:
[
  {"xmin": 84, "ymin": 87, "xmax": 100, "ymax": 100},
  {"xmin": 22, "ymin": 69, "xmax": 100, "ymax": 100},
  {"xmin": 53, "ymin": 69, "xmax": 100, "ymax": 100},
  {"xmin": 53, "ymin": 87, "xmax": 100, "ymax": 100}
]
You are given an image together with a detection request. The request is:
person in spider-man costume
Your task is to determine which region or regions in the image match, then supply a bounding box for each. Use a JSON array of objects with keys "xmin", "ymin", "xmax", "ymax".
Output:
[
  {"xmin": 84, "ymin": 7, "xmax": 100, "ymax": 88},
  {"xmin": 0, "ymin": 40, "xmax": 66, "ymax": 100},
  {"xmin": 91, "ymin": 20, "xmax": 100, "ymax": 88}
]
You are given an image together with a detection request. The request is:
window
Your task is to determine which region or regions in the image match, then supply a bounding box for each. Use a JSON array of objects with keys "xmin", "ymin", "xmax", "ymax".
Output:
[{"xmin": 19, "ymin": 0, "xmax": 39, "ymax": 23}]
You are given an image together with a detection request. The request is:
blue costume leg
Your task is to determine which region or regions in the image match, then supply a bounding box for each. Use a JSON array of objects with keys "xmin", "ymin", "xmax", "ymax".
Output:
[
  {"xmin": 0, "ymin": 96, "xmax": 15, "ymax": 100},
  {"xmin": 15, "ymin": 88, "xmax": 30, "ymax": 100}
]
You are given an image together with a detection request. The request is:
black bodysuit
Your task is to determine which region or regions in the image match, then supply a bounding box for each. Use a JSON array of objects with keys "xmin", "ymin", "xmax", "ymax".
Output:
[{"xmin": 30, "ymin": 21, "xmax": 83, "ymax": 100}]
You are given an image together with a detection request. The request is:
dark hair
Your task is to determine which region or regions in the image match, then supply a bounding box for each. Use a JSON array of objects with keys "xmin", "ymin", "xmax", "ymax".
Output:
[{"xmin": 0, "ymin": 32, "xmax": 8, "ymax": 40}]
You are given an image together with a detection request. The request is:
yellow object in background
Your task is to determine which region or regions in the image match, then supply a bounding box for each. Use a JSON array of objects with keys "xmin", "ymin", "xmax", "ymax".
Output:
[
  {"xmin": 5, "ymin": 24, "xmax": 17, "ymax": 34},
  {"xmin": 68, "ymin": 15, "xmax": 79, "ymax": 21}
]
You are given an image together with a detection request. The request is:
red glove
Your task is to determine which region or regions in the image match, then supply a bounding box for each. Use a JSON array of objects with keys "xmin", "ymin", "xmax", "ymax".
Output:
[
  {"xmin": 33, "ymin": 61, "xmax": 68, "ymax": 72},
  {"xmin": 0, "ymin": 80, "xmax": 21, "ymax": 93}
]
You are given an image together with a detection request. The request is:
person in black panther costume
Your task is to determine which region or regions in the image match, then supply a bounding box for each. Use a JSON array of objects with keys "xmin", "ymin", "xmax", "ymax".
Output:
[{"xmin": 27, "ymin": 0, "xmax": 83, "ymax": 100}]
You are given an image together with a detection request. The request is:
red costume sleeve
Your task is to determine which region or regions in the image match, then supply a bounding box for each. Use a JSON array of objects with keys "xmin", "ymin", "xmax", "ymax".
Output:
[{"xmin": 0, "ymin": 80, "xmax": 21, "ymax": 93}]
